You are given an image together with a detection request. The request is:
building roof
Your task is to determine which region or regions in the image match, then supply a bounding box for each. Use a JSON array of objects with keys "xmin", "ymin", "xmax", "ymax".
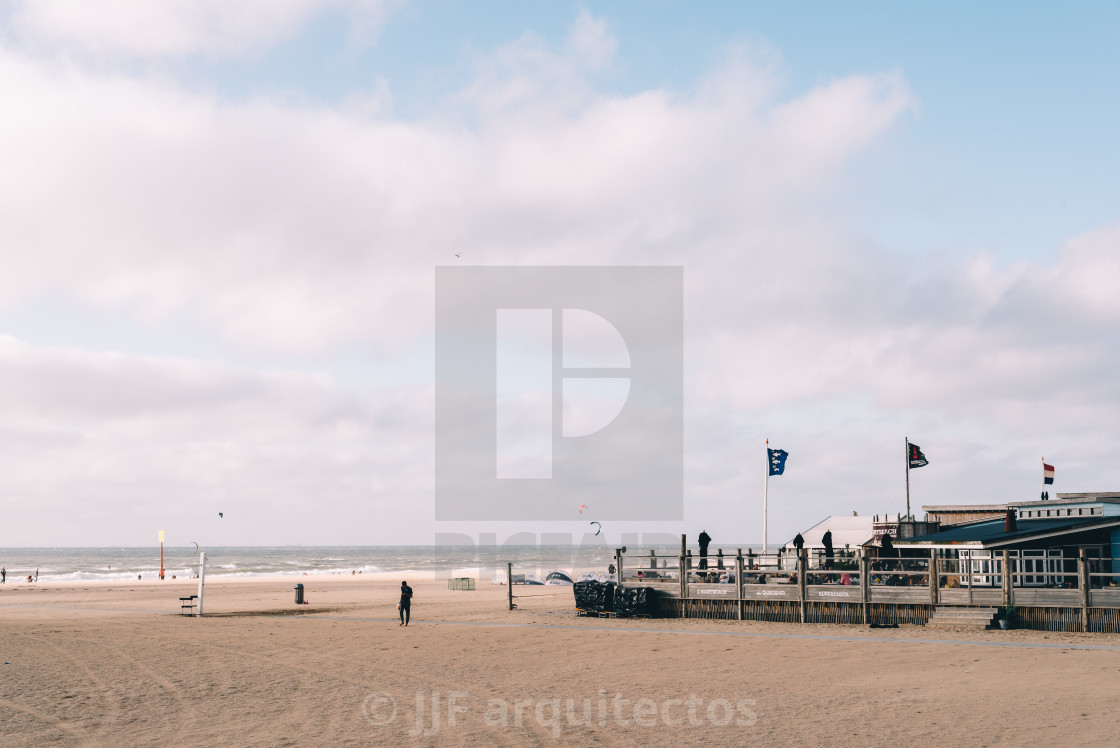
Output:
[
  {"xmin": 895, "ymin": 515, "xmax": 1120, "ymax": 548},
  {"xmin": 789, "ymin": 515, "xmax": 874, "ymax": 550},
  {"xmin": 1010, "ymin": 492, "xmax": 1120, "ymax": 508},
  {"xmin": 922, "ymin": 504, "xmax": 1008, "ymax": 513}
]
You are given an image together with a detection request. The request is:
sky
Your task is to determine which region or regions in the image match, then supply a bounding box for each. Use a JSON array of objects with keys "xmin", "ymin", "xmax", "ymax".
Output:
[{"xmin": 1, "ymin": 1, "xmax": 1119, "ymax": 548}]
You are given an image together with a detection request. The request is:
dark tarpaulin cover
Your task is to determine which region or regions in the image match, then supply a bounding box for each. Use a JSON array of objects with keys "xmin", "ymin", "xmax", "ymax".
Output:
[{"xmin": 574, "ymin": 581, "xmax": 615, "ymax": 612}]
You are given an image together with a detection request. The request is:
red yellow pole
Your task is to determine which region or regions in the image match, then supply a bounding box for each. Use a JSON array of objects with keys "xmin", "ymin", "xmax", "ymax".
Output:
[{"xmin": 159, "ymin": 530, "xmax": 165, "ymax": 581}]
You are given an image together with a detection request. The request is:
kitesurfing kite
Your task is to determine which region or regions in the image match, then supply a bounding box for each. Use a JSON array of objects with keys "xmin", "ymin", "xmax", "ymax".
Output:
[
  {"xmin": 190, "ymin": 541, "xmax": 199, "ymax": 552},
  {"xmin": 578, "ymin": 504, "xmax": 588, "ymax": 515},
  {"xmin": 590, "ymin": 521, "xmax": 601, "ymax": 536},
  {"xmin": 218, "ymin": 512, "xmax": 223, "ymax": 518}
]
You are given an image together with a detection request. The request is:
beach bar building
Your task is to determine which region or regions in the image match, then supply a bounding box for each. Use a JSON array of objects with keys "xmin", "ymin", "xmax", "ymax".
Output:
[{"xmin": 612, "ymin": 493, "xmax": 1120, "ymax": 632}]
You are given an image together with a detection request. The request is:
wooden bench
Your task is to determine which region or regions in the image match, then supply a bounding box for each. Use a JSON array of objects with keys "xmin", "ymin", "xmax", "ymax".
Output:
[{"xmin": 180, "ymin": 595, "xmax": 198, "ymax": 615}]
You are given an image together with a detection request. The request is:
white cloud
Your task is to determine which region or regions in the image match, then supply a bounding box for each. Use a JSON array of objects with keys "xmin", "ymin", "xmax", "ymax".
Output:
[
  {"xmin": 1, "ymin": 11, "xmax": 1118, "ymax": 545},
  {"xmin": 0, "ymin": 334, "xmax": 434, "ymax": 544},
  {"xmin": 7, "ymin": 0, "xmax": 395, "ymax": 58}
]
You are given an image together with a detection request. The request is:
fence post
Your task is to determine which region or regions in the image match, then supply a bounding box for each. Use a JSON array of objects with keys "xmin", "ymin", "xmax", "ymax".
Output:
[
  {"xmin": 507, "ymin": 561, "xmax": 514, "ymax": 611},
  {"xmin": 1008, "ymin": 548, "xmax": 1016, "ymax": 613},
  {"xmin": 616, "ymin": 548, "xmax": 624, "ymax": 587},
  {"xmin": 798, "ymin": 548, "xmax": 808, "ymax": 624},
  {"xmin": 859, "ymin": 549, "xmax": 869, "ymax": 624},
  {"xmin": 736, "ymin": 549, "xmax": 744, "ymax": 621},
  {"xmin": 963, "ymin": 548, "xmax": 972, "ymax": 609},
  {"xmin": 930, "ymin": 549, "xmax": 938, "ymax": 607},
  {"xmin": 1079, "ymin": 548, "xmax": 1090, "ymax": 633},
  {"xmin": 679, "ymin": 534, "xmax": 687, "ymax": 604}
]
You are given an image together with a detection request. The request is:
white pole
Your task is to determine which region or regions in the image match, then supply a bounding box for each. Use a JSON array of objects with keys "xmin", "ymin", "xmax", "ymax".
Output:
[
  {"xmin": 197, "ymin": 552, "xmax": 206, "ymax": 616},
  {"xmin": 763, "ymin": 438, "xmax": 770, "ymax": 555},
  {"xmin": 904, "ymin": 437, "xmax": 911, "ymax": 521}
]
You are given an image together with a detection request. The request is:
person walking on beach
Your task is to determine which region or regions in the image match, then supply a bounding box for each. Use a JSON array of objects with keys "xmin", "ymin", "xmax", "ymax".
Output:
[
  {"xmin": 34, "ymin": 568, "xmax": 38, "ymax": 583},
  {"xmin": 399, "ymin": 581, "xmax": 413, "ymax": 626},
  {"xmin": 1, "ymin": 566, "xmax": 5, "ymax": 583}
]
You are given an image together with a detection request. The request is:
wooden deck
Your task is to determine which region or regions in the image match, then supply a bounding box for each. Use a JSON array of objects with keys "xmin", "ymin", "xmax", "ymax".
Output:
[{"xmin": 617, "ymin": 547, "xmax": 1120, "ymax": 632}]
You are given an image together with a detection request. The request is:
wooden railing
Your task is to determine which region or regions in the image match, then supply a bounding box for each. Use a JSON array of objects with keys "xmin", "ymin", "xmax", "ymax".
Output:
[{"xmin": 616, "ymin": 546, "xmax": 1120, "ymax": 627}]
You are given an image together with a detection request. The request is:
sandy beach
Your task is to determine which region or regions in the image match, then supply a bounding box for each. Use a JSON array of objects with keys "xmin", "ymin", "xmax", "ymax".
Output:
[{"xmin": 2, "ymin": 576, "xmax": 1119, "ymax": 746}]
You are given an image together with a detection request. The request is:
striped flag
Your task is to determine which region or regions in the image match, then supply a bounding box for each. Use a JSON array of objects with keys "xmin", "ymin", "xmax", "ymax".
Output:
[{"xmin": 1043, "ymin": 462, "xmax": 1055, "ymax": 485}]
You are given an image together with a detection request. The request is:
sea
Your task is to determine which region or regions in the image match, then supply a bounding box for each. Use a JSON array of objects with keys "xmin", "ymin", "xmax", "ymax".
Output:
[{"xmin": 0, "ymin": 544, "xmax": 701, "ymax": 583}]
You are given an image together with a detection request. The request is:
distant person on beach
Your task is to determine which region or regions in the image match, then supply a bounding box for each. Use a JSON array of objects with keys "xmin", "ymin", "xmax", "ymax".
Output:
[
  {"xmin": 698, "ymin": 530, "xmax": 711, "ymax": 570},
  {"xmin": 1, "ymin": 566, "xmax": 5, "ymax": 583},
  {"xmin": 34, "ymin": 568, "xmax": 38, "ymax": 583},
  {"xmin": 399, "ymin": 581, "xmax": 413, "ymax": 626},
  {"xmin": 793, "ymin": 533, "xmax": 805, "ymax": 551}
]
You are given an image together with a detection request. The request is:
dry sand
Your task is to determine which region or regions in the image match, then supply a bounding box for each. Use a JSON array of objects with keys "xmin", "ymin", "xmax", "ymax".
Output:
[{"xmin": 2, "ymin": 575, "xmax": 1120, "ymax": 746}]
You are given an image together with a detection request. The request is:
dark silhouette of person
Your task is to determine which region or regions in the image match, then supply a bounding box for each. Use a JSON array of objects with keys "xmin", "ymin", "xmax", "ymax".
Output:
[
  {"xmin": 698, "ymin": 530, "xmax": 711, "ymax": 570},
  {"xmin": 823, "ymin": 530, "xmax": 834, "ymax": 570},
  {"xmin": 792, "ymin": 534, "xmax": 805, "ymax": 559},
  {"xmin": 399, "ymin": 580, "xmax": 413, "ymax": 626},
  {"xmin": 717, "ymin": 548, "xmax": 725, "ymax": 570},
  {"xmin": 880, "ymin": 531, "xmax": 895, "ymax": 558}
]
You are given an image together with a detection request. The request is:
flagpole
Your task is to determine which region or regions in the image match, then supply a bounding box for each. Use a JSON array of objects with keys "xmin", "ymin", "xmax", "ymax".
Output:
[
  {"xmin": 763, "ymin": 438, "xmax": 769, "ymax": 554},
  {"xmin": 1041, "ymin": 456, "xmax": 1045, "ymax": 501},
  {"xmin": 904, "ymin": 437, "xmax": 911, "ymax": 520}
]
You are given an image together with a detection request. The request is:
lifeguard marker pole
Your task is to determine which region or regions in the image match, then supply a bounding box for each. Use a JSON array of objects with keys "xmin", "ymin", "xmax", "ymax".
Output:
[
  {"xmin": 197, "ymin": 552, "xmax": 206, "ymax": 616},
  {"xmin": 159, "ymin": 530, "xmax": 165, "ymax": 581}
]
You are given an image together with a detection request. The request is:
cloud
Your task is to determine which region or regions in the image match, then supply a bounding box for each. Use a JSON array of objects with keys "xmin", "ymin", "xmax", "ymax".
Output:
[
  {"xmin": 2, "ymin": 10, "xmax": 1117, "ymax": 545},
  {"xmin": 5, "ymin": 0, "xmax": 395, "ymax": 59},
  {"xmin": 0, "ymin": 334, "xmax": 434, "ymax": 544},
  {"xmin": 0, "ymin": 21, "xmax": 915, "ymax": 358}
]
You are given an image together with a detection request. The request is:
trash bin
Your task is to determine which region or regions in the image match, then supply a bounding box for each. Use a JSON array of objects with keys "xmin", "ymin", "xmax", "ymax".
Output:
[{"xmin": 294, "ymin": 583, "xmax": 304, "ymax": 605}]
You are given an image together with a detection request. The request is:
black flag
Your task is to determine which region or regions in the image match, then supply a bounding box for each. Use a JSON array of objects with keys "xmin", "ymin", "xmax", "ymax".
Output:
[{"xmin": 908, "ymin": 443, "xmax": 929, "ymax": 469}]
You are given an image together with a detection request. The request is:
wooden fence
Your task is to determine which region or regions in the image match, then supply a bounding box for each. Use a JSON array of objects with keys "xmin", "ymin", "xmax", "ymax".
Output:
[{"xmin": 621, "ymin": 545, "xmax": 1120, "ymax": 633}]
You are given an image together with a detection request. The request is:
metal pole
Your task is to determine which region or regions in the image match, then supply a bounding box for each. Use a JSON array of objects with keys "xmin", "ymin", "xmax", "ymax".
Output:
[
  {"xmin": 905, "ymin": 437, "xmax": 911, "ymax": 521},
  {"xmin": 196, "ymin": 552, "xmax": 206, "ymax": 616},
  {"xmin": 763, "ymin": 439, "xmax": 770, "ymax": 554},
  {"xmin": 507, "ymin": 562, "xmax": 514, "ymax": 611}
]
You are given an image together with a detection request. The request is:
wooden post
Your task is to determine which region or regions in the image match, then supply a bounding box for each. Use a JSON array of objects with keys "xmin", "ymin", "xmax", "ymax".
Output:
[
  {"xmin": 859, "ymin": 549, "xmax": 869, "ymax": 624},
  {"xmin": 798, "ymin": 548, "xmax": 808, "ymax": 624},
  {"xmin": 966, "ymin": 550, "xmax": 973, "ymax": 606},
  {"xmin": 1008, "ymin": 548, "xmax": 1016, "ymax": 613},
  {"xmin": 735, "ymin": 549, "xmax": 744, "ymax": 621},
  {"xmin": 1079, "ymin": 548, "xmax": 1090, "ymax": 632},
  {"xmin": 930, "ymin": 549, "xmax": 938, "ymax": 607},
  {"xmin": 615, "ymin": 548, "xmax": 624, "ymax": 587},
  {"xmin": 679, "ymin": 534, "xmax": 687, "ymax": 602},
  {"xmin": 507, "ymin": 561, "xmax": 514, "ymax": 611},
  {"xmin": 196, "ymin": 552, "xmax": 206, "ymax": 617}
]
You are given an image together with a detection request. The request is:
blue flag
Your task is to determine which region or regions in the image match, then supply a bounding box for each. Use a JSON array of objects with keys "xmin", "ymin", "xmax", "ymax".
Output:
[{"xmin": 768, "ymin": 448, "xmax": 788, "ymax": 476}]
